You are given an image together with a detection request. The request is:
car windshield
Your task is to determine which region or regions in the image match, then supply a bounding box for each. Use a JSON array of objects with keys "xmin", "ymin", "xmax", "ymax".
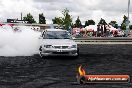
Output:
[{"xmin": 44, "ymin": 31, "xmax": 71, "ymax": 39}]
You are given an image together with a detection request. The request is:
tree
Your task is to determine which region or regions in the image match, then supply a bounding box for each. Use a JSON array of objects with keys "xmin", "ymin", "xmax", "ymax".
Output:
[
  {"xmin": 87, "ymin": 20, "xmax": 95, "ymax": 25},
  {"xmin": 84, "ymin": 21, "xmax": 88, "ymax": 27},
  {"xmin": 98, "ymin": 18, "xmax": 107, "ymax": 25},
  {"xmin": 121, "ymin": 23, "xmax": 126, "ymax": 30},
  {"xmin": 121, "ymin": 15, "xmax": 128, "ymax": 30},
  {"xmin": 52, "ymin": 8, "xmax": 72, "ymax": 30},
  {"xmin": 129, "ymin": 25, "xmax": 132, "ymax": 30},
  {"xmin": 52, "ymin": 17, "xmax": 63, "ymax": 25},
  {"xmin": 74, "ymin": 16, "xmax": 82, "ymax": 28},
  {"xmin": 62, "ymin": 8, "xmax": 72, "ymax": 30},
  {"xmin": 84, "ymin": 19, "xmax": 95, "ymax": 27},
  {"xmin": 23, "ymin": 13, "xmax": 36, "ymax": 23},
  {"xmin": 71, "ymin": 23, "xmax": 75, "ymax": 28},
  {"xmin": 109, "ymin": 21, "xmax": 118, "ymax": 29},
  {"xmin": 39, "ymin": 13, "xmax": 46, "ymax": 24}
]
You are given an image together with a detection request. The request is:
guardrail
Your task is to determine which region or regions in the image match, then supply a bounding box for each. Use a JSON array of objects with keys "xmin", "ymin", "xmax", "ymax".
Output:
[{"xmin": 73, "ymin": 37, "xmax": 132, "ymax": 44}]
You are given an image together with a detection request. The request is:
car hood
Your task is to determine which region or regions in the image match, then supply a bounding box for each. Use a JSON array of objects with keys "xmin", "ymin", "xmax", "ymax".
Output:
[{"xmin": 41, "ymin": 39, "xmax": 77, "ymax": 46}]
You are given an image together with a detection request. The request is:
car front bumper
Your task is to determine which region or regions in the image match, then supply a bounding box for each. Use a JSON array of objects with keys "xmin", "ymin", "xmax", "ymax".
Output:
[{"xmin": 41, "ymin": 48, "xmax": 78, "ymax": 56}]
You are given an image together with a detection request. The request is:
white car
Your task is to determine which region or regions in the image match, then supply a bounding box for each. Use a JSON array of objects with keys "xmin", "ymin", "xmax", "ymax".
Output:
[{"xmin": 39, "ymin": 29, "xmax": 79, "ymax": 58}]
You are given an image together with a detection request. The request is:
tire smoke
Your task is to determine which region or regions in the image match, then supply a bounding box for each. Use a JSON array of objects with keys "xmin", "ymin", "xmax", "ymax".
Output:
[{"xmin": 0, "ymin": 25, "xmax": 41, "ymax": 56}]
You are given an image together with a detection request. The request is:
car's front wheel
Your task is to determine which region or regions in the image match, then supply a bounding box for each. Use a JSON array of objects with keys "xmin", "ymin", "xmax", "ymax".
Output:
[
  {"xmin": 73, "ymin": 48, "xmax": 79, "ymax": 59},
  {"xmin": 39, "ymin": 51, "xmax": 43, "ymax": 57},
  {"xmin": 39, "ymin": 46, "xmax": 43, "ymax": 58}
]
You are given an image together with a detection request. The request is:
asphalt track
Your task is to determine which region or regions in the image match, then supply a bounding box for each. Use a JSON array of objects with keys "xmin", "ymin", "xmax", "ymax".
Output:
[{"xmin": 0, "ymin": 44, "xmax": 132, "ymax": 88}]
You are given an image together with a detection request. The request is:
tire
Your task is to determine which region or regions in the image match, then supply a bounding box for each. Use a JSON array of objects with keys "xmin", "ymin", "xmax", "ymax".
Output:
[
  {"xmin": 76, "ymin": 47, "xmax": 79, "ymax": 57},
  {"xmin": 39, "ymin": 46, "xmax": 42, "ymax": 51},
  {"xmin": 73, "ymin": 48, "xmax": 79, "ymax": 59},
  {"xmin": 39, "ymin": 46, "xmax": 43, "ymax": 58},
  {"xmin": 39, "ymin": 51, "xmax": 43, "ymax": 57}
]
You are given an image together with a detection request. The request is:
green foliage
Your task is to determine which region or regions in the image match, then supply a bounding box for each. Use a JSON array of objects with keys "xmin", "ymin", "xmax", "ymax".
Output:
[
  {"xmin": 84, "ymin": 19, "xmax": 95, "ymax": 27},
  {"xmin": 74, "ymin": 16, "xmax": 82, "ymax": 28},
  {"xmin": 23, "ymin": 13, "xmax": 36, "ymax": 23},
  {"xmin": 98, "ymin": 18, "xmax": 107, "ymax": 25},
  {"xmin": 129, "ymin": 25, "xmax": 132, "ymax": 30},
  {"xmin": 121, "ymin": 23, "xmax": 126, "ymax": 30},
  {"xmin": 121, "ymin": 15, "xmax": 128, "ymax": 30},
  {"xmin": 109, "ymin": 21, "xmax": 117, "ymax": 25},
  {"xmin": 52, "ymin": 17, "xmax": 63, "ymax": 25},
  {"xmin": 39, "ymin": 13, "xmax": 46, "ymax": 24},
  {"xmin": 122, "ymin": 15, "xmax": 128, "ymax": 23},
  {"xmin": 109, "ymin": 21, "xmax": 118, "ymax": 29},
  {"xmin": 88, "ymin": 20, "xmax": 95, "ymax": 25},
  {"xmin": 84, "ymin": 21, "xmax": 88, "ymax": 27},
  {"xmin": 62, "ymin": 8, "xmax": 72, "ymax": 30},
  {"xmin": 52, "ymin": 8, "xmax": 72, "ymax": 30}
]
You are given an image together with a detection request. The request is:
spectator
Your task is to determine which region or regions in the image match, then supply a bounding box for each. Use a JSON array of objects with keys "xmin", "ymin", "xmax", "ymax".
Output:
[
  {"xmin": 114, "ymin": 31, "xmax": 118, "ymax": 37},
  {"xmin": 106, "ymin": 29, "xmax": 110, "ymax": 37},
  {"xmin": 97, "ymin": 25, "xmax": 101, "ymax": 37}
]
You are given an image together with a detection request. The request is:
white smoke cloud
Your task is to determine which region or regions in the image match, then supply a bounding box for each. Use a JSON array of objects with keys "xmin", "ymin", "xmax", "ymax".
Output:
[{"xmin": 0, "ymin": 25, "xmax": 41, "ymax": 56}]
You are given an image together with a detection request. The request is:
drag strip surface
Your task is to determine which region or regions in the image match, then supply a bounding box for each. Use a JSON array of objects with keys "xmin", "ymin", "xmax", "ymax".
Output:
[{"xmin": 0, "ymin": 44, "xmax": 132, "ymax": 88}]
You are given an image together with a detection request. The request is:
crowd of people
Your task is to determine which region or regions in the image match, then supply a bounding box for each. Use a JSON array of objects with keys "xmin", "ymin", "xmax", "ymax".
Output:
[{"xmin": 72, "ymin": 24, "xmax": 127, "ymax": 38}]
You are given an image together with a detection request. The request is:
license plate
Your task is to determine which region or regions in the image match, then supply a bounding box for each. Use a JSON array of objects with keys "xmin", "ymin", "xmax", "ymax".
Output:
[{"xmin": 57, "ymin": 50, "xmax": 63, "ymax": 52}]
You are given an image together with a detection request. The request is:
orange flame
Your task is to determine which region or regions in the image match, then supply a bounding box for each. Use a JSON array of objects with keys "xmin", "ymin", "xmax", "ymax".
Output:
[{"xmin": 78, "ymin": 65, "xmax": 86, "ymax": 76}]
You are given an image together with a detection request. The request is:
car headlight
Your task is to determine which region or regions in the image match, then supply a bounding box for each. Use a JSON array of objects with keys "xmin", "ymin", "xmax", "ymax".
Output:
[
  {"xmin": 71, "ymin": 45, "xmax": 77, "ymax": 48},
  {"xmin": 44, "ymin": 45, "xmax": 52, "ymax": 48}
]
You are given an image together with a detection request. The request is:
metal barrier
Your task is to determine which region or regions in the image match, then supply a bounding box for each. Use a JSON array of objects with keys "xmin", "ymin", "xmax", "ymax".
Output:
[{"xmin": 73, "ymin": 37, "xmax": 132, "ymax": 44}]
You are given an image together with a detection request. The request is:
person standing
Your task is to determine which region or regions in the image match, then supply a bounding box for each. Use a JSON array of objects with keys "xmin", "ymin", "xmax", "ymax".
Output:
[{"xmin": 101, "ymin": 25, "xmax": 103, "ymax": 37}]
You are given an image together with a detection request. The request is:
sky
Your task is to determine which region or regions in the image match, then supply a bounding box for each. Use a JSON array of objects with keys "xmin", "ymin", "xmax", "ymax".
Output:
[{"xmin": 0, "ymin": 0, "xmax": 132, "ymax": 25}]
